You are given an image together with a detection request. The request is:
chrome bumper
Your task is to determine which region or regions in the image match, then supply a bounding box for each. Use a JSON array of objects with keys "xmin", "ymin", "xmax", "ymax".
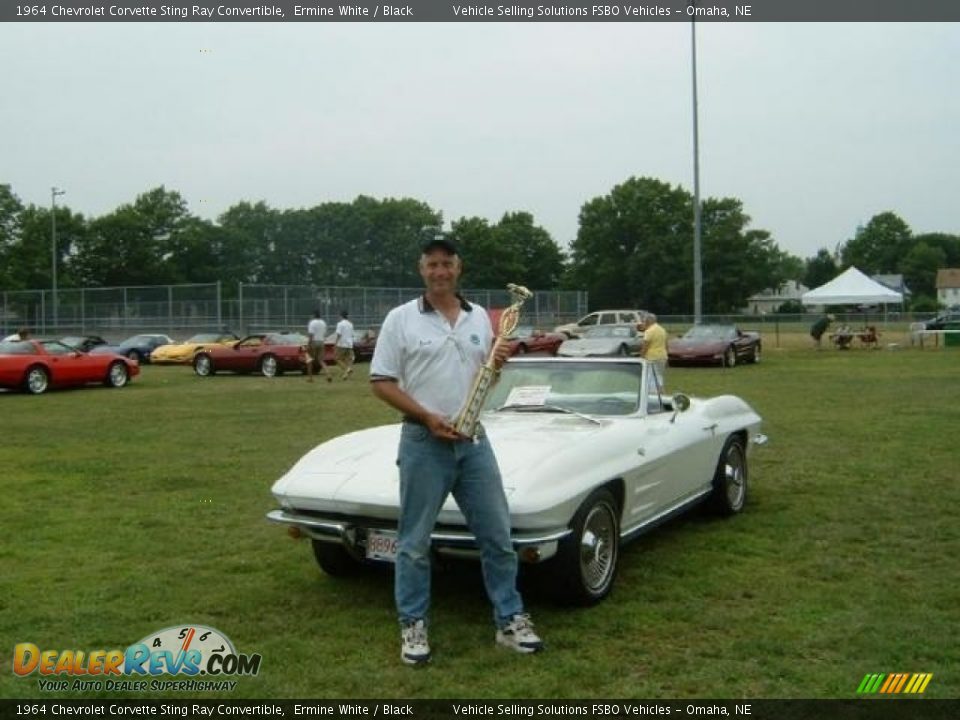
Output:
[{"xmin": 266, "ymin": 509, "xmax": 571, "ymax": 563}]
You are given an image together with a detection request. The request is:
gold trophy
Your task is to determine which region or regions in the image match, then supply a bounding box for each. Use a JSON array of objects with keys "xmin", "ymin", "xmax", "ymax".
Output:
[{"xmin": 453, "ymin": 283, "xmax": 534, "ymax": 439}]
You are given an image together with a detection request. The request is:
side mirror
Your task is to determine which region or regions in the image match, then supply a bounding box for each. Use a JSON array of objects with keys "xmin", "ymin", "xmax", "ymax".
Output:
[{"xmin": 670, "ymin": 393, "xmax": 691, "ymax": 423}]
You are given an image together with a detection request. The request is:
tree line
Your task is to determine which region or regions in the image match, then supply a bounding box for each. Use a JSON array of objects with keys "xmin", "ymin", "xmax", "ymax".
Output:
[{"xmin": 1, "ymin": 180, "xmax": 955, "ymax": 313}]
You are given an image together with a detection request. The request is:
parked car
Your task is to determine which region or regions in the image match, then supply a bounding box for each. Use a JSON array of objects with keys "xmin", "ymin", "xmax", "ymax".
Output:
[
  {"xmin": 150, "ymin": 332, "xmax": 239, "ymax": 364},
  {"xmin": 505, "ymin": 326, "xmax": 565, "ymax": 356},
  {"xmin": 90, "ymin": 334, "xmax": 175, "ymax": 364},
  {"xmin": 668, "ymin": 324, "xmax": 761, "ymax": 367},
  {"xmin": 58, "ymin": 335, "xmax": 109, "ymax": 353},
  {"xmin": 554, "ymin": 309, "xmax": 647, "ymax": 338},
  {"xmin": 0, "ymin": 339, "xmax": 139, "ymax": 395},
  {"xmin": 193, "ymin": 333, "xmax": 309, "ymax": 377},
  {"xmin": 924, "ymin": 307, "xmax": 960, "ymax": 330},
  {"xmin": 557, "ymin": 324, "xmax": 642, "ymax": 358},
  {"xmin": 267, "ymin": 356, "xmax": 766, "ymax": 604}
]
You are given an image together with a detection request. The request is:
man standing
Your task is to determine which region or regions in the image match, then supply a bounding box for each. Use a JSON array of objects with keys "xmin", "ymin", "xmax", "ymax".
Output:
[
  {"xmin": 369, "ymin": 237, "xmax": 543, "ymax": 666},
  {"xmin": 639, "ymin": 313, "xmax": 668, "ymax": 393},
  {"xmin": 306, "ymin": 310, "xmax": 331, "ymax": 383},
  {"xmin": 333, "ymin": 310, "xmax": 355, "ymax": 381},
  {"xmin": 810, "ymin": 314, "xmax": 834, "ymax": 350}
]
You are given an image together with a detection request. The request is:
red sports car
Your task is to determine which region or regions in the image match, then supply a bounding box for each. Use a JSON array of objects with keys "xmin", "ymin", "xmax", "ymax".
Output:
[
  {"xmin": 0, "ymin": 339, "xmax": 140, "ymax": 394},
  {"xmin": 667, "ymin": 324, "xmax": 762, "ymax": 367},
  {"xmin": 193, "ymin": 333, "xmax": 309, "ymax": 378},
  {"xmin": 505, "ymin": 325, "xmax": 565, "ymax": 356}
]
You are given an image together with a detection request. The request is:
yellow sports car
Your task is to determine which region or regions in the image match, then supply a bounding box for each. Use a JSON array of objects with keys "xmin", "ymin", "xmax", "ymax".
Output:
[{"xmin": 150, "ymin": 332, "xmax": 239, "ymax": 365}]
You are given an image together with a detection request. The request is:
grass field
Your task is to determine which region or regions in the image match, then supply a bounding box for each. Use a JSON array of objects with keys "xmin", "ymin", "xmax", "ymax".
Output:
[{"xmin": 2, "ymin": 336, "xmax": 958, "ymax": 699}]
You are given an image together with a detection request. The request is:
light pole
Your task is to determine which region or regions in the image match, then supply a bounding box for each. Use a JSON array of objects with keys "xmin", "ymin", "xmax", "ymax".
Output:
[
  {"xmin": 690, "ymin": 7, "xmax": 703, "ymax": 324},
  {"xmin": 51, "ymin": 187, "xmax": 65, "ymax": 329}
]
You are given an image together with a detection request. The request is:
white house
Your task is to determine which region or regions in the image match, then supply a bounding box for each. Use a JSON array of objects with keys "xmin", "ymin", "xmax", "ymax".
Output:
[
  {"xmin": 936, "ymin": 268, "xmax": 960, "ymax": 307},
  {"xmin": 744, "ymin": 280, "xmax": 809, "ymax": 315}
]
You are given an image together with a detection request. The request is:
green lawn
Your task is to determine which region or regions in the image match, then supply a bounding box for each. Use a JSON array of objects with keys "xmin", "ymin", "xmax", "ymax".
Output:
[{"xmin": 2, "ymin": 343, "xmax": 958, "ymax": 699}]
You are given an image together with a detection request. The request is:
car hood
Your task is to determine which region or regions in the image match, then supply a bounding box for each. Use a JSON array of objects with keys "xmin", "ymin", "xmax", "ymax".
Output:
[
  {"xmin": 558, "ymin": 339, "xmax": 624, "ymax": 355},
  {"xmin": 669, "ymin": 339, "xmax": 726, "ymax": 353},
  {"xmin": 272, "ymin": 412, "xmax": 622, "ymax": 524}
]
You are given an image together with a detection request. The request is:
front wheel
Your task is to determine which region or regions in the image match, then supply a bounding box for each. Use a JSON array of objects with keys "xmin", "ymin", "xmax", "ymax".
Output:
[
  {"xmin": 24, "ymin": 365, "xmax": 50, "ymax": 395},
  {"xmin": 549, "ymin": 488, "xmax": 620, "ymax": 605},
  {"xmin": 751, "ymin": 345, "xmax": 761, "ymax": 364},
  {"xmin": 723, "ymin": 347, "xmax": 737, "ymax": 367},
  {"xmin": 618, "ymin": 344, "xmax": 629, "ymax": 356},
  {"xmin": 105, "ymin": 361, "xmax": 129, "ymax": 388},
  {"xmin": 711, "ymin": 437, "xmax": 748, "ymax": 516},
  {"xmin": 311, "ymin": 540, "xmax": 362, "ymax": 577},
  {"xmin": 260, "ymin": 354, "xmax": 280, "ymax": 377},
  {"xmin": 193, "ymin": 354, "xmax": 215, "ymax": 377}
]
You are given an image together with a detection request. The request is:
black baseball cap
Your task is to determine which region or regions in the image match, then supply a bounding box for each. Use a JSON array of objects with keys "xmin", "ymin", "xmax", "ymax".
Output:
[{"xmin": 421, "ymin": 237, "xmax": 460, "ymax": 256}]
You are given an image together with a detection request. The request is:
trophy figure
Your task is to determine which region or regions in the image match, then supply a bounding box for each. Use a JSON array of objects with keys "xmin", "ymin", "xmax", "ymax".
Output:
[{"xmin": 453, "ymin": 283, "xmax": 533, "ymax": 439}]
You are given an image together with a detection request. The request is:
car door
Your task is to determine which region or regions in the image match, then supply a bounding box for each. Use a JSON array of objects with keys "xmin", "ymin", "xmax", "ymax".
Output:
[
  {"xmin": 627, "ymin": 396, "xmax": 722, "ymax": 519},
  {"xmin": 41, "ymin": 341, "xmax": 102, "ymax": 386},
  {"xmin": 221, "ymin": 339, "xmax": 258, "ymax": 371}
]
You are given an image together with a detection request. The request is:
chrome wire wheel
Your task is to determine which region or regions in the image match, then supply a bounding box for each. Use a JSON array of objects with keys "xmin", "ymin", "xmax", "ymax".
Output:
[
  {"xmin": 26, "ymin": 366, "xmax": 49, "ymax": 394},
  {"xmin": 579, "ymin": 500, "xmax": 619, "ymax": 595},
  {"xmin": 712, "ymin": 438, "xmax": 748, "ymax": 515},
  {"xmin": 260, "ymin": 354, "xmax": 278, "ymax": 377},
  {"xmin": 724, "ymin": 347, "xmax": 737, "ymax": 367},
  {"xmin": 107, "ymin": 362, "xmax": 129, "ymax": 388}
]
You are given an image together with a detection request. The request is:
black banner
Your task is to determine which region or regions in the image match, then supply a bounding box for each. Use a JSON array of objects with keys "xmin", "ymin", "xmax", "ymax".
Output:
[
  {"xmin": 3, "ymin": 0, "xmax": 960, "ymax": 23},
  {"xmin": 0, "ymin": 700, "xmax": 958, "ymax": 720}
]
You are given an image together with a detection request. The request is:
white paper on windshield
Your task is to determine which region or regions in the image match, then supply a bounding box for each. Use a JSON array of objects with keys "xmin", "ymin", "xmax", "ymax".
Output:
[{"xmin": 504, "ymin": 385, "xmax": 551, "ymax": 406}]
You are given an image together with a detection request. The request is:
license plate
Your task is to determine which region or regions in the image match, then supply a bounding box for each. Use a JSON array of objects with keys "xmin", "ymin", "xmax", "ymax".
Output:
[{"xmin": 366, "ymin": 530, "xmax": 398, "ymax": 562}]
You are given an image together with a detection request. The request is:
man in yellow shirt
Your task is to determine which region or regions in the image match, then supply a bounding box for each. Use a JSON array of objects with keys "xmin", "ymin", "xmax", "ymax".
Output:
[{"xmin": 639, "ymin": 313, "xmax": 667, "ymax": 393}]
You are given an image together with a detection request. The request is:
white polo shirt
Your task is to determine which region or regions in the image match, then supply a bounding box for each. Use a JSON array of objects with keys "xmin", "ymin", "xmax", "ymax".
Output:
[{"xmin": 371, "ymin": 295, "xmax": 493, "ymax": 420}]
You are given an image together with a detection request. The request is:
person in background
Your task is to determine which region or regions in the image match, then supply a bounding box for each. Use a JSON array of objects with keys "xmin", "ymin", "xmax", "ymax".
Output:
[
  {"xmin": 369, "ymin": 236, "xmax": 544, "ymax": 666},
  {"xmin": 810, "ymin": 314, "xmax": 834, "ymax": 350},
  {"xmin": 306, "ymin": 310, "xmax": 332, "ymax": 383},
  {"xmin": 638, "ymin": 313, "xmax": 667, "ymax": 394},
  {"xmin": 334, "ymin": 310, "xmax": 355, "ymax": 380},
  {"xmin": 2, "ymin": 327, "xmax": 30, "ymax": 342}
]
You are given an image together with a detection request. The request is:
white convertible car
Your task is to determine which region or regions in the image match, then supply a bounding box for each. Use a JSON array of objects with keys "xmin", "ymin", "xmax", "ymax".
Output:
[{"xmin": 268, "ymin": 357, "xmax": 766, "ymax": 605}]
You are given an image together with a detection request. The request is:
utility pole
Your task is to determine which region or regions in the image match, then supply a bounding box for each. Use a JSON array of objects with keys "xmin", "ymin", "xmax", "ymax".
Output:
[{"xmin": 51, "ymin": 186, "xmax": 66, "ymax": 329}]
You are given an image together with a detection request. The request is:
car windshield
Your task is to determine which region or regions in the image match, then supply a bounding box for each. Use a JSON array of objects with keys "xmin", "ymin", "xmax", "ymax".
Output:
[
  {"xmin": 0, "ymin": 340, "xmax": 34, "ymax": 355},
  {"xmin": 266, "ymin": 332, "xmax": 307, "ymax": 344},
  {"xmin": 583, "ymin": 325, "xmax": 635, "ymax": 339},
  {"xmin": 483, "ymin": 361, "xmax": 644, "ymax": 416},
  {"xmin": 186, "ymin": 333, "xmax": 225, "ymax": 343},
  {"xmin": 59, "ymin": 336, "xmax": 87, "ymax": 348},
  {"xmin": 683, "ymin": 325, "xmax": 735, "ymax": 341}
]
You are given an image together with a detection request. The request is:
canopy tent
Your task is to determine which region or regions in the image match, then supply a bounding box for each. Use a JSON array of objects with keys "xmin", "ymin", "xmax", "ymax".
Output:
[{"xmin": 802, "ymin": 266, "xmax": 903, "ymax": 305}]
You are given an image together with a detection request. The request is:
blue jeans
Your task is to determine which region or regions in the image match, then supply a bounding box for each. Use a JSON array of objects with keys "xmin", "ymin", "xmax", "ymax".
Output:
[{"xmin": 395, "ymin": 422, "xmax": 524, "ymax": 628}]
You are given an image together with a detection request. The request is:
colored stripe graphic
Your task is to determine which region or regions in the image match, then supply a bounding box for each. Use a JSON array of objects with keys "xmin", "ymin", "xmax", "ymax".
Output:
[{"xmin": 858, "ymin": 673, "xmax": 932, "ymax": 695}]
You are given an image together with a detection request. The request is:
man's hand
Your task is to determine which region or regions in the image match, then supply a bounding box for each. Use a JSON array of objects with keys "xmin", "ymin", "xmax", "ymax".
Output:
[
  {"xmin": 425, "ymin": 412, "xmax": 466, "ymax": 441},
  {"xmin": 492, "ymin": 340, "xmax": 511, "ymax": 370}
]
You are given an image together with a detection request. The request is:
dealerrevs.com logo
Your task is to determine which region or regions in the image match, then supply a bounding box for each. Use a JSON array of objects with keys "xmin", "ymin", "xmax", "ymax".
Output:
[{"xmin": 13, "ymin": 625, "xmax": 261, "ymax": 692}]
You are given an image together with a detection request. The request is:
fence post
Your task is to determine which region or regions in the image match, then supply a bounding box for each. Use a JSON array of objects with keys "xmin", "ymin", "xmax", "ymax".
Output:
[
  {"xmin": 238, "ymin": 283, "xmax": 244, "ymax": 334},
  {"xmin": 168, "ymin": 285, "xmax": 173, "ymax": 335}
]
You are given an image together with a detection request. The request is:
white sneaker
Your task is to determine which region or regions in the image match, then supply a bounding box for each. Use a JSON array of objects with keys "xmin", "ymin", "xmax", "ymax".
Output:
[
  {"xmin": 400, "ymin": 620, "xmax": 431, "ymax": 665},
  {"xmin": 496, "ymin": 613, "xmax": 543, "ymax": 654}
]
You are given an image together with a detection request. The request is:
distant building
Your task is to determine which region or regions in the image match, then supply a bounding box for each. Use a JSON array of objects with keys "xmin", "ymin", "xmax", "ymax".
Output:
[
  {"xmin": 936, "ymin": 268, "xmax": 960, "ymax": 307},
  {"xmin": 744, "ymin": 280, "xmax": 809, "ymax": 315},
  {"xmin": 872, "ymin": 274, "xmax": 912, "ymax": 299}
]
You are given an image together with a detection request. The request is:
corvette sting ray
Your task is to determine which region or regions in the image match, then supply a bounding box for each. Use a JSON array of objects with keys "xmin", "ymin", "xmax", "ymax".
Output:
[{"xmin": 267, "ymin": 357, "xmax": 766, "ymax": 605}]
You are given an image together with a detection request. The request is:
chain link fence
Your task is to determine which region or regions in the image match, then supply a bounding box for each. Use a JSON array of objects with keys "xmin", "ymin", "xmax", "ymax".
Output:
[
  {"xmin": 1, "ymin": 283, "xmax": 588, "ymax": 340},
  {"xmin": 237, "ymin": 285, "xmax": 589, "ymax": 334},
  {"xmin": 1, "ymin": 284, "xmax": 223, "ymax": 340}
]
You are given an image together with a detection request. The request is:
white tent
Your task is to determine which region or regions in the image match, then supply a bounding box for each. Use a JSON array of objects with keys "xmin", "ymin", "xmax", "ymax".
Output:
[{"xmin": 802, "ymin": 266, "xmax": 903, "ymax": 305}]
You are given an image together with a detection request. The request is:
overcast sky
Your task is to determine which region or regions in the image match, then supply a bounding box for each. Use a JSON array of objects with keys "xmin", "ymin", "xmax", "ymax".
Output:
[{"xmin": 2, "ymin": 22, "xmax": 957, "ymax": 259}]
